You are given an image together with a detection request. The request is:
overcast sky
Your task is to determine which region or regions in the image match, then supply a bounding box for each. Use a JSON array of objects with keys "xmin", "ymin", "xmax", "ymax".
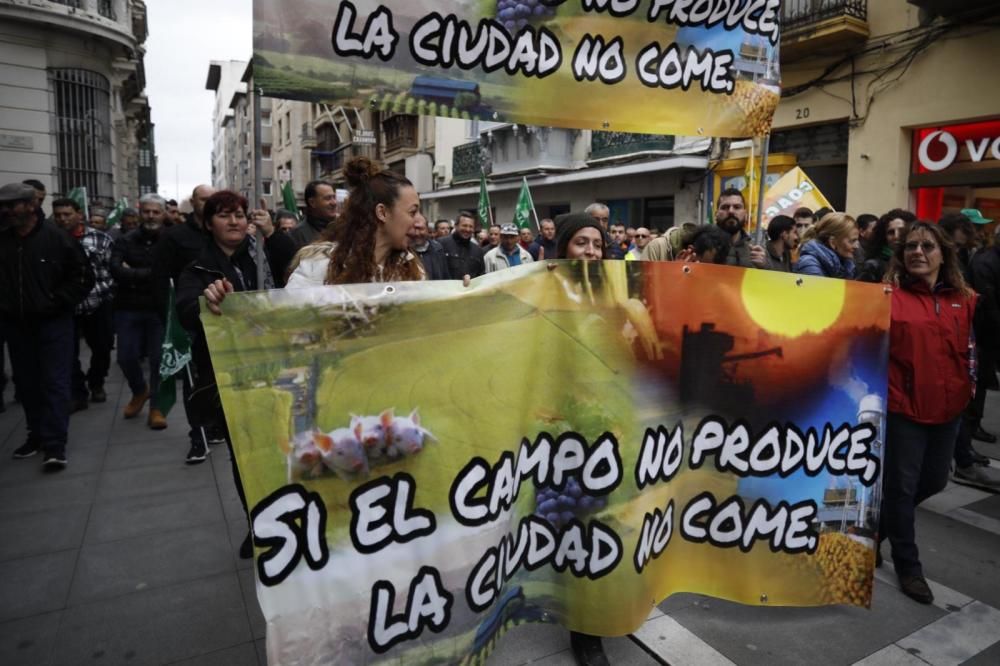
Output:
[{"xmin": 145, "ymin": 0, "xmax": 252, "ymax": 203}]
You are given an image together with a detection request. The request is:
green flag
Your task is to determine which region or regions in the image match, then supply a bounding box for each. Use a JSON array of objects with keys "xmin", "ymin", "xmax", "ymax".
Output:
[
  {"xmin": 106, "ymin": 197, "xmax": 129, "ymax": 228},
  {"xmin": 281, "ymin": 181, "xmax": 298, "ymax": 219},
  {"xmin": 157, "ymin": 282, "xmax": 193, "ymax": 416},
  {"xmin": 68, "ymin": 187, "xmax": 89, "ymax": 221},
  {"xmin": 513, "ymin": 177, "xmax": 535, "ymax": 229},
  {"xmin": 478, "ymin": 171, "xmax": 492, "ymax": 229}
]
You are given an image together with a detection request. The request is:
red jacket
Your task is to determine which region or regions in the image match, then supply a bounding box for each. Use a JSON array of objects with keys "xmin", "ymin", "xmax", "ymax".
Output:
[{"xmin": 888, "ymin": 279, "xmax": 976, "ymax": 424}]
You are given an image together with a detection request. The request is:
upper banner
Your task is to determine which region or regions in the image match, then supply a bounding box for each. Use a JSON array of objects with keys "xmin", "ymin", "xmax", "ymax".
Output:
[
  {"xmin": 252, "ymin": 0, "xmax": 782, "ymax": 137},
  {"xmin": 204, "ymin": 261, "xmax": 889, "ymax": 665}
]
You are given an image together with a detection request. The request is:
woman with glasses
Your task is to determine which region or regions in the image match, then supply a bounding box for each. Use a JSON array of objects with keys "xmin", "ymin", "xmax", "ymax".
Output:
[{"xmin": 880, "ymin": 222, "xmax": 977, "ymax": 604}]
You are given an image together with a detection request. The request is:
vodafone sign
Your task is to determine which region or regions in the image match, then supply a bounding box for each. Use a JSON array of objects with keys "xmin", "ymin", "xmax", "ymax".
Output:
[{"xmin": 913, "ymin": 120, "xmax": 1000, "ymax": 174}]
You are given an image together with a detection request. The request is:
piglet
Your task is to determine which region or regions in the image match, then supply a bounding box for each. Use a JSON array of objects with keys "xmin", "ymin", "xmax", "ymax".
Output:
[
  {"xmin": 313, "ymin": 427, "xmax": 369, "ymax": 479},
  {"xmin": 351, "ymin": 409, "xmax": 394, "ymax": 460},
  {"xmin": 284, "ymin": 429, "xmax": 326, "ymax": 480},
  {"xmin": 386, "ymin": 408, "xmax": 436, "ymax": 459}
]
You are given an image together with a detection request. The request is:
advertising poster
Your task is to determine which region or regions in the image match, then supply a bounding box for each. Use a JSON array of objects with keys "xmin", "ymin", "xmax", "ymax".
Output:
[
  {"xmin": 253, "ymin": 0, "xmax": 782, "ymax": 137},
  {"xmin": 203, "ymin": 261, "xmax": 891, "ymax": 665}
]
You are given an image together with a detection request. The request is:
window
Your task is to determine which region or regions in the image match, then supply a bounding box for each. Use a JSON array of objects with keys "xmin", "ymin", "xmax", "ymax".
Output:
[
  {"xmin": 262, "ymin": 145, "xmax": 272, "ymax": 160},
  {"xmin": 262, "ymin": 180, "xmax": 272, "ymax": 196},
  {"xmin": 97, "ymin": 0, "xmax": 115, "ymax": 19},
  {"xmin": 51, "ymin": 68, "xmax": 113, "ymax": 204},
  {"xmin": 262, "ymin": 110, "xmax": 271, "ymax": 127},
  {"xmin": 277, "ymin": 118, "xmax": 283, "ymax": 146},
  {"xmin": 139, "ymin": 149, "xmax": 152, "ymax": 168},
  {"xmin": 285, "ymin": 112, "xmax": 291, "ymax": 144}
]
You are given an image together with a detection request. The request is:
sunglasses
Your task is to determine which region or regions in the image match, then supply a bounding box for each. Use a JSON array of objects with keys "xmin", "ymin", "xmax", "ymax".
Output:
[{"xmin": 903, "ymin": 241, "xmax": 939, "ymax": 253}]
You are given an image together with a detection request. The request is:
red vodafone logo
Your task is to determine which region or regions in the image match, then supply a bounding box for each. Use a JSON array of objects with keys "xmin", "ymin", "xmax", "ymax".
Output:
[
  {"xmin": 917, "ymin": 131, "xmax": 959, "ymax": 172},
  {"xmin": 914, "ymin": 121, "xmax": 1000, "ymax": 173}
]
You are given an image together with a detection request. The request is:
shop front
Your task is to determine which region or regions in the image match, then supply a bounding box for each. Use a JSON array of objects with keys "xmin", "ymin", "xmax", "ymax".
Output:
[{"xmin": 911, "ymin": 118, "xmax": 1000, "ymax": 237}]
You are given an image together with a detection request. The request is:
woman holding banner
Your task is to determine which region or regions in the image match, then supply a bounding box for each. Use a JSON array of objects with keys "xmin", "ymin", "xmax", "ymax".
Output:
[
  {"xmin": 286, "ymin": 157, "xmax": 425, "ymax": 286},
  {"xmin": 881, "ymin": 222, "xmax": 977, "ymax": 604}
]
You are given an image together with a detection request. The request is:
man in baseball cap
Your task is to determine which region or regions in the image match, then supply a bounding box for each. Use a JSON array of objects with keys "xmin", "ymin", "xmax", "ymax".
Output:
[
  {"xmin": 961, "ymin": 208, "xmax": 992, "ymax": 225},
  {"xmin": 484, "ymin": 222, "xmax": 533, "ymax": 272},
  {"xmin": 0, "ymin": 182, "xmax": 94, "ymax": 470}
]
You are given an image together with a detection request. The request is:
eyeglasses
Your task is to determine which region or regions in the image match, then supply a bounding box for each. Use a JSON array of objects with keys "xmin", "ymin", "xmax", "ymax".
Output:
[{"xmin": 903, "ymin": 241, "xmax": 939, "ymax": 253}]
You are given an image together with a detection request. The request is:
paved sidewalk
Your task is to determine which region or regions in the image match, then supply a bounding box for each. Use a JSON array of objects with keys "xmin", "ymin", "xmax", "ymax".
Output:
[{"xmin": 0, "ymin": 372, "xmax": 998, "ymax": 665}]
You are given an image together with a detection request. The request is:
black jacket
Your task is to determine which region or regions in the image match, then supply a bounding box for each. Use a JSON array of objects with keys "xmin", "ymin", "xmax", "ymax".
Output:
[
  {"xmin": 287, "ymin": 215, "xmax": 330, "ymax": 250},
  {"xmin": 176, "ymin": 237, "xmax": 274, "ymax": 374},
  {"xmin": 111, "ymin": 227, "xmax": 160, "ymax": 311},
  {"xmin": 153, "ymin": 214, "xmax": 208, "ymax": 314},
  {"xmin": 971, "ymin": 246, "xmax": 1000, "ymax": 354},
  {"xmin": 0, "ymin": 219, "xmax": 93, "ymax": 322},
  {"xmin": 413, "ymin": 239, "xmax": 449, "ymax": 280},
  {"xmin": 438, "ymin": 232, "xmax": 485, "ymax": 280}
]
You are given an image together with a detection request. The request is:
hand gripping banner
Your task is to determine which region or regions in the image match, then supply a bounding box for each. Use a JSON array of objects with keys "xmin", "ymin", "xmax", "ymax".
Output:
[{"xmin": 202, "ymin": 261, "xmax": 890, "ymax": 664}]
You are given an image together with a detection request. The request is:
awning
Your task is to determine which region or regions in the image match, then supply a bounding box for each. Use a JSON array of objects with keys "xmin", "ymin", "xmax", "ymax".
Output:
[{"xmin": 420, "ymin": 154, "xmax": 709, "ymax": 199}]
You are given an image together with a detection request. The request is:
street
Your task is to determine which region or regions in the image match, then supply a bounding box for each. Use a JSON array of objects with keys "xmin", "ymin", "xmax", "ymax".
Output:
[{"xmin": 0, "ymin": 367, "xmax": 997, "ymax": 665}]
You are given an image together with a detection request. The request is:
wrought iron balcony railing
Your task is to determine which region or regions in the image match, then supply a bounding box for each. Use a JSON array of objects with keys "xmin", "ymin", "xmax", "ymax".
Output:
[{"xmin": 782, "ymin": 0, "xmax": 867, "ymax": 32}]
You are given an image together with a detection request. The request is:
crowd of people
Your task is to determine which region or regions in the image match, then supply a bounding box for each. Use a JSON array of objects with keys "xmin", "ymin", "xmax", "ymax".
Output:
[{"xmin": 2, "ymin": 158, "xmax": 999, "ymax": 664}]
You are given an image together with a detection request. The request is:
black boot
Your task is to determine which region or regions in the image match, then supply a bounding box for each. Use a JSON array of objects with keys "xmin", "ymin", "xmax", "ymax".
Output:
[{"xmin": 570, "ymin": 632, "xmax": 609, "ymax": 666}]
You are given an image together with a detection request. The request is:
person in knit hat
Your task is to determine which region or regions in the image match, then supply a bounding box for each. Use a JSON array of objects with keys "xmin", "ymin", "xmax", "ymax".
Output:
[{"xmin": 555, "ymin": 212, "xmax": 605, "ymax": 260}]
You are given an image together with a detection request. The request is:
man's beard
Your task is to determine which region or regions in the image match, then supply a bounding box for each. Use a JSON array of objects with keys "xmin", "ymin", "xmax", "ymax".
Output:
[
  {"xmin": 717, "ymin": 215, "xmax": 742, "ymax": 234},
  {"xmin": 142, "ymin": 221, "xmax": 161, "ymax": 232}
]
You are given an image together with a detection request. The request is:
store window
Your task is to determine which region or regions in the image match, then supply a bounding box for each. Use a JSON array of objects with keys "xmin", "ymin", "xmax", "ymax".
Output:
[{"xmin": 51, "ymin": 68, "xmax": 113, "ymax": 205}]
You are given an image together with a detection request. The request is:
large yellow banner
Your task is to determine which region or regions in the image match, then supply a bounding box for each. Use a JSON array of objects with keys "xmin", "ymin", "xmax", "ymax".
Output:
[
  {"xmin": 204, "ymin": 261, "xmax": 890, "ymax": 665},
  {"xmin": 253, "ymin": 0, "xmax": 782, "ymax": 137}
]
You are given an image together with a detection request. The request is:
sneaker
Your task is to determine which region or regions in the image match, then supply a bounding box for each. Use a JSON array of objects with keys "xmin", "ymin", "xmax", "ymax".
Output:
[
  {"xmin": 123, "ymin": 389, "xmax": 149, "ymax": 419},
  {"xmin": 239, "ymin": 532, "xmax": 253, "ymax": 559},
  {"xmin": 971, "ymin": 449, "xmax": 991, "ymax": 466},
  {"xmin": 185, "ymin": 440, "xmax": 208, "ymax": 465},
  {"xmin": 207, "ymin": 435, "xmax": 227, "ymax": 446},
  {"xmin": 953, "ymin": 464, "xmax": 1000, "ymax": 493},
  {"xmin": 90, "ymin": 387, "xmax": 107, "ymax": 403},
  {"xmin": 42, "ymin": 450, "xmax": 68, "ymax": 471},
  {"xmin": 898, "ymin": 573, "xmax": 934, "ymax": 604},
  {"xmin": 12, "ymin": 440, "xmax": 40, "ymax": 459},
  {"xmin": 147, "ymin": 408, "xmax": 168, "ymax": 430}
]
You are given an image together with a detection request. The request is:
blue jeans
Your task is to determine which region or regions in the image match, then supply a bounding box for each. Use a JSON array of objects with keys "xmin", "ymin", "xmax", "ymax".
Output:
[
  {"xmin": 0, "ymin": 315, "xmax": 75, "ymax": 453},
  {"xmin": 880, "ymin": 412, "xmax": 960, "ymax": 576},
  {"xmin": 115, "ymin": 310, "xmax": 164, "ymax": 403}
]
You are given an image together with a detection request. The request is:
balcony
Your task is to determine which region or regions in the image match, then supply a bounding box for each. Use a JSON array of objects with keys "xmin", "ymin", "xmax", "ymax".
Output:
[
  {"xmin": 300, "ymin": 122, "xmax": 316, "ymax": 149},
  {"xmin": 481, "ymin": 125, "xmax": 580, "ymax": 178},
  {"xmin": 382, "ymin": 114, "xmax": 419, "ymax": 155},
  {"xmin": 781, "ymin": 0, "xmax": 869, "ymax": 61},
  {"xmin": 907, "ymin": 0, "xmax": 1000, "ymax": 21},
  {"xmin": 0, "ymin": 0, "xmax": 139, "ymax": 53},
  {"xmin": 452, "ymin": 141, "xmax": 484, "ymax": 184},
  {"xmin": 589, "ymin": 132, "xmax": 675, "ymax": 163}
]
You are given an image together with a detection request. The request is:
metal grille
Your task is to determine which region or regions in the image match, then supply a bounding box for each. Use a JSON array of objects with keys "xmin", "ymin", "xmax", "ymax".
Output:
[
  {"xmin": 98, "ymin": 0, "xmax": 115, "ymax": 19},
  {"xmin": 782, "ymin": 0, "xmax": 867, "ymax": 31},
  {"xmin": 51, "ymin": 69, "xmax": 113, "ymax": 206},
  {"xmin": 49, "ymin": 0, "xmax": 84, "ymax": 7}
]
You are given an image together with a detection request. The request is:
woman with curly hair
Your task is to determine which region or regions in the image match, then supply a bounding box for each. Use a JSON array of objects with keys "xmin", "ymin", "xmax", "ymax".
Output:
[
  {"xmin": 857, "ymin": 208, "xmax": 916, "ymax": 283},
  {"xmin": 286, "ymin": 156, "xmax": 425, "ymax": 286},
  {"xmin": 879, "ymin": 221, "xmax": 977, "ymax": 604}
]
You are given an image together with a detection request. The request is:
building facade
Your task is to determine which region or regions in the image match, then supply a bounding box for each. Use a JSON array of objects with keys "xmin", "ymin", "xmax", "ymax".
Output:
[
  {"xmin": 772, "ymin": 0, "xmax": 1000, "ymax": 224},
  {"xmin": 0, "ymin": 0, "xmax": 155, "ymax": 210}
]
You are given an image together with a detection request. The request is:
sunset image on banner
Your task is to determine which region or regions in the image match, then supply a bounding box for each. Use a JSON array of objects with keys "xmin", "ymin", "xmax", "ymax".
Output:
[{"xmin": 202, "ymin": 262, "xmax": 890, "ymax": 665}]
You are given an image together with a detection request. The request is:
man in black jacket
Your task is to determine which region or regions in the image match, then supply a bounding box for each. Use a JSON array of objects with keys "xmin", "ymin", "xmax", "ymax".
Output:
[
  {"xmin": 112, "ymin": 193, "xmax": 169, "ymax": 429},
  {"xmin": 0, "ymin": 183, "xmax": 94, "ymax": 469},
  {"xmin": 438, "ymin": 210, "xmax": 485, "ymax": 280},
  {"xmin": 407, "ymin": 214, "xmax": 448, "ymax": 280},
  {"xmin": 288, "ymin": 180, "xmax": 337, "ymax": 250}
]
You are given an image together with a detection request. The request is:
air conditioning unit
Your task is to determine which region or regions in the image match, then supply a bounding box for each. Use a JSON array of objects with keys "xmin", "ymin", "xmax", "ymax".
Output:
[{"xmin": 432, "ymin": 164, "xmax": 447, "ymax": 179}]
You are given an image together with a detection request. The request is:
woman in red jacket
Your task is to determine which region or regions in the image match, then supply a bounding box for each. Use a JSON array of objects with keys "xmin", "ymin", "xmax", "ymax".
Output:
[{"xmin": 881, "ymin": 221, "xmax": 976, "ymax": 604}]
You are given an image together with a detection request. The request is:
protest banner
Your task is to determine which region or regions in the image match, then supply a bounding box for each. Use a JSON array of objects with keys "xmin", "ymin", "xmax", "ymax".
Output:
[
  {"xmin": 252, "ymin": 0, "xmax": 782, "ymax": 137},
  {"xmin": 203, "ymin": 261, "xmax": 889, "ymax": 665},
  {"xmin": 760, "ymin": 166, "xmax": 834, "ymax": 227}
]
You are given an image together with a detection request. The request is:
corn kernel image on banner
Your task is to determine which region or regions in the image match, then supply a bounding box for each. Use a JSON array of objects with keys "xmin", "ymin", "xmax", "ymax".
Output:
[
  {"xmin": 252, "ymin": 0, "xmax": 782, "ymax": 137},
  {"xmin": 202, "ymin": 261, "xmax": 890, "ymax": 665}
]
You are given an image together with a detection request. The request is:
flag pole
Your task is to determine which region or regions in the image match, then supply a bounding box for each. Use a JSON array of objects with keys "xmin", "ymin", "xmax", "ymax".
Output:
[
  {"xmin": 524, "ymin": 176, "xmax": 540, "ymax": 232},
  {"xmin": 253, "ymin": 77, "xmax": 266, "ymax": 291},
  {"xmin": 753, "ymin": 133, "xmax": 771, "ymax": 247}
]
